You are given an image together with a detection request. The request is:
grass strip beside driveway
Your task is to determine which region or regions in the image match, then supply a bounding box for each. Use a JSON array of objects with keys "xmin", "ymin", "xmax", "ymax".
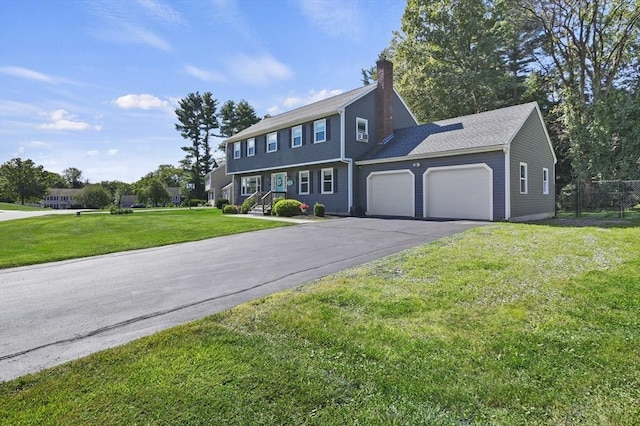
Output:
[
  {"xmin": 0, "ymin": 209, "xmax": 290, "ymax": 269},
  {"xmin": 1, "ymin": 223, "xmax": 638, "ymax": 424}
]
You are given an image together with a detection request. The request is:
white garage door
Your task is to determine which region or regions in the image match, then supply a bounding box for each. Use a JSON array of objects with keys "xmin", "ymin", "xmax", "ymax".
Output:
[
  {"xmin": 424, "ymin": 164, "xmax": 493, "ymax": 220},
  {"xmin": 367, "ymin": 170, "xmax": 415, "ymax": 217}
]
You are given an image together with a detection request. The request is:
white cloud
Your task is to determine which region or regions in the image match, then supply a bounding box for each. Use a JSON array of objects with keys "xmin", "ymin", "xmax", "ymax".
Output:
[
  {"xmin": 136, "ymin": 0, "xmax": 185, "ymax": 26},
  {"xmin": 228, "ymin": 54, "xmax": 293, "ymax": 86},
  {"xmin": 297, "ymin": 0, "xmax": 363, "ymax": 41},
  {"xmin": 86, "ymin": 2, "xmax": 173, "ymax": 51},
  {"xmin": 24, "ymin": 140, "xmax": 53, "ymax": 149},
  {"xmin": 122, "ymin": 23, "xmax": 173, "ymax": 51},
  {"xmin": 185, "ymin": 65, "xmax": 226, "ymax": 82},
  {"xmin": 38, "ymin": 109, "xmax": 100, "ymax": 131},
  {"xmin": 107, "ymin": 149, "xmax": 119, "ymax": 156},
  {"xmin": 86, "ymin": 150, "xmax": 100, "ymax": 156},
  {"xmin": 282, "ymin": 89, "xmax": 344, "ymax": 109},
  {"xmin": 0, "ymin": 66, "xmax": 55, "ymax": 83},
  {"xmin": 114, "ymin": 94, "xmax": 169, "ymax": 110}
]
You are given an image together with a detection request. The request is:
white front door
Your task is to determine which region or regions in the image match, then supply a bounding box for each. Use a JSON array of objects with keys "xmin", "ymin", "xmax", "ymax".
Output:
[{"xmin": 272, "ymin": 172, "xmax": 287, "ymax": 193}]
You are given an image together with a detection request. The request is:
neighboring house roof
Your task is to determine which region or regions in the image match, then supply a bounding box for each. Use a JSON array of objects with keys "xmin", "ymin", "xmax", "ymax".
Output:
[
  {"xmin": 225, "ymin": 84, "xmax": 377, "ymax": 143},
  {"xmin": 209, "ymin": 165, "xmax": 232, "ymax": 185},
  {"xmin": 46, "ymin": 188, "xmax": 83, "ymax": 197},
  {"xmin": 358, "ymin": 102, "xmax": 553, "ymax": 163},
  {"xmin": 167, "ymin": 187, "xmax": 180, "ymax": 197},
  {"xmin": 120, "ymin": 195, "xmax": 137, "ymax": 204}
]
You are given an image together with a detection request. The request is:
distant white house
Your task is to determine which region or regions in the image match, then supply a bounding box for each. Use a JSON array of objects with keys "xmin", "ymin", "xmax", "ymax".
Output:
[{"xmin": 42, "ymin": 188, "xmax": 83, "ymax": 209}]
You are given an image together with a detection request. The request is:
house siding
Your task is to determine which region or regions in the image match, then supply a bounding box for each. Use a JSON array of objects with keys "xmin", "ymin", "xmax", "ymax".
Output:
[
  {"xmin": 344, "ymin": 90, "xmax": 417, "ymax": 160},
  {"xmin": 509, "ymin": 110, "xmax": 556, "ymax": 219},
  {"xmin": 355, "ymin": 151, "xmax": 506, "ymax": 219},
  {"xmin": 226, "ymin": 114, "xmax": 341, "ymax": 174},
  {"xmin": 232, "ymin": 162, "xmax": 350, "ymax": 214}
]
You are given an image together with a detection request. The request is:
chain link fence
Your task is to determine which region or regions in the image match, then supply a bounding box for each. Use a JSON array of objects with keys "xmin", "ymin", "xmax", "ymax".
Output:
[{"xmin": 558, "ymin": 180, "xmax": 640, "ymax": 219}]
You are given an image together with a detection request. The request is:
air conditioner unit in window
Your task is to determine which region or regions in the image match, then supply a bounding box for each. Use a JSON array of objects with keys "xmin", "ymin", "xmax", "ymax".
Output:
[{"xmin": 357, "ymin": 132, "xmax": 368, "ymax": 141}]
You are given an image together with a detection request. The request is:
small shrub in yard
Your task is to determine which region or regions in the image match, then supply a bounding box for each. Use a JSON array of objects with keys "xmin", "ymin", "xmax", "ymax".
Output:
[
  {"xmin": 222, "ymin": 204, "xmax": 239, "ymax": 214},
  {"xmin": 314, "ymin": 202, "xmax": 325, "ymax": 217},
  {"xmin": 109, "ymin": 205, "xmax": 133, "ymax": 215},
  {"xmin": 215, "ymin": 198, "xmax": 229, "ymax": 209},
  {"xmin": 273, "ymin": 199, "xmax": 302, "ymax": 217},
  {"xmin": 241, "ymin": 196, "xmax": 256, "ymax": 214},
  {"xmin": 271, "ymin": 197, "xmax": 285, "ymax": 215}
]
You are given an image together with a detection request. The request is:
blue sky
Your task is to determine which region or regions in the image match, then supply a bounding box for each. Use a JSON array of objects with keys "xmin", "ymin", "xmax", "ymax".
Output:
[{"xmin": 0, "ymin": 0, "xmax": 405, "ymax": 183}]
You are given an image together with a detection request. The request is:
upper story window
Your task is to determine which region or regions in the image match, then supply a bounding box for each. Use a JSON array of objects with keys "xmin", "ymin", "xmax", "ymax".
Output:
[
  {"xmin": 542, "ymin": 167, "xmax": 549, "ymax": 194},
  {"xmin": 299, "ymin": 170, "xmax": 309, "ymax": 195},
  {"xmin": 292, "ymin": 125, "xmax": 302, "ymax": 148},
  {"xmin": 519, "ymin": 162, "xmax": 528, "ymax": 194},
  {"xmin": 356, "ymin": 117, "xmax": 369, "ymax": 142},
  {"xmin": 321, "ymin": 168, "xmax": 334, "ymax": 194},
  {"xmin": 267, "ymin": 132, "xmax": 278, "ymax": 153},
  {"xmin": 314, "ymin": 119, "xmax": 326, "ymax": 143},
  {"xmin": 233, "ymin": 142, "xmax": 241, "ymax": 159},
  {"xmin": 247, "ymin": 138, "xmax": 255, "ymax": 156}
]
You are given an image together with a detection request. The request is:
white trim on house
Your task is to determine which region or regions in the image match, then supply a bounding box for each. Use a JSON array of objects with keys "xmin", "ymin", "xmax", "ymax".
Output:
[
  {"xmin": 423, "ymin": 163, "xmax": 493, "ymax": 221},
  {"xmin": 247, "ymin": 138, "xmax": 255, "ymax": 156},
  {"xmin": 291, "ymin": 125, "xmax": 302, "ymax": 148},
  {"xmin": 519, "ymin": 162, "xmax": 528, "ymax": 194},
  {"xmin": 366, "ymin": 169, "xmax": 415, "ymax": 217},
  {"xmin": 227, "ymin": 158, "xmax": 344, "ymax": 175},
  {"xmin": 314, "ymin": 119, "xmax": 327, "ymax": 143},
  {"xmin": 543, "ymin": 167, "xmax": 550, "ymax": 194},
  {"xmin": 504, "ymin": 148, "xmax": 511, "ymax": 220},
  {"xmin": 241, "ymin": 175, "xmax": 262, "ymax": 196},
  {"xmin": 321, "ymin": 168, "xmax": 334, "ymax": 194},
  {"xmin": 355, "ymin": 144, "xmax": 503, "ymax": 166},
  {"xmin": 267, "ymin": 132, "xmax": 278, "ymax": 153},
  {"xmin": 356, "ymin": 117, "xmax": 368, "ymax": 142},
  {"xmin": 298, "ymin": 170, "xmax": 310, "ymax": 195},
  {"xmin": 233, "ymin": 142, "xmax": 241, "ymax": 159}
]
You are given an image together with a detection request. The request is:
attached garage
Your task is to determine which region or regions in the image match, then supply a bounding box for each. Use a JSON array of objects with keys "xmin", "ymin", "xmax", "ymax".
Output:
[
  {"xmin": 367, "ymin": 170, "xmax": 415, "ymax": 217},
  {"xmin": 424, "ymin": 164, "xmax": 493, "ymax": 220}
]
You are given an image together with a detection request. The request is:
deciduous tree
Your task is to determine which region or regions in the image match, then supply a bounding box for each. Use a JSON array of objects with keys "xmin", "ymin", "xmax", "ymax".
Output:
[{"xmin": 0, "ymin": 158, "xmax": 49, "ymax": 204}]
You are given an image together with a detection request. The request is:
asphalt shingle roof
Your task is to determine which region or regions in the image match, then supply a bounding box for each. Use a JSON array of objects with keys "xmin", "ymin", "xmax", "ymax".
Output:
[
  {"xmin": 360, "ymin": 102, "xmax": 539, "ymax": 161},
  {"xmin": 225, "ymin": 84, "xmax": 376, "ymax": 143}
]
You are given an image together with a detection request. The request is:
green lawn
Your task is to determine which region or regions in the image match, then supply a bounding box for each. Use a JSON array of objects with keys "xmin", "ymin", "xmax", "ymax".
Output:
[
  {"xmin": 0, "ymin": 209, "xmax": 290, "ymax": 269},
  {"xmin": 0, "ymin": 202, "xmax": 47, "ymax": 211},
  {"xmin": 1, "ymin": 222, "xmax": 638, "ymax": 425}
]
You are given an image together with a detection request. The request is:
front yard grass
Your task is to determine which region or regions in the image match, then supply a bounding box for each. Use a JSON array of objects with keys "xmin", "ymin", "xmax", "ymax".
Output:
[
  {"xmin": 1, "ymin": 222, "xmax": 638, "ymax": 425},
  {"xmin": 0, "ymin": 209, "xmax": 290, "ymax": 269},
  {"xmin": 0, "ymin": 202, "xmax": 47, "ymax": 211}
]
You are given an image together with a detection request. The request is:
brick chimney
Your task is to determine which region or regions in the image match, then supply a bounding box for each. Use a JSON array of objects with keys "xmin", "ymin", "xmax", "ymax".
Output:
[{"xmin": 376, "ymin": 58, "xmax": 394, "ymax": 144}]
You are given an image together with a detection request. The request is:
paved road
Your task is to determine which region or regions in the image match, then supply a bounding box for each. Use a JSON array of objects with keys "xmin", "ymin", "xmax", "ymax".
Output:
[{"xmin": 0, "ymin": 217, "xmax": 483, "ymax": 382}]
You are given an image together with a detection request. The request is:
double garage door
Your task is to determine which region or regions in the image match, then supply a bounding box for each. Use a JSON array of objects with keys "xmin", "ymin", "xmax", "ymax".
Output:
[{"xmin": 367, "ymin": 164, "xmax": 493, "ymax": 220}]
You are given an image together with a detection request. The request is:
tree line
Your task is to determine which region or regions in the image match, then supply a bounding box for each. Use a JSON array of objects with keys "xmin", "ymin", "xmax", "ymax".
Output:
[{"xmin": 378, "ymin": 0, "xmax": 639, "ymax": 187}]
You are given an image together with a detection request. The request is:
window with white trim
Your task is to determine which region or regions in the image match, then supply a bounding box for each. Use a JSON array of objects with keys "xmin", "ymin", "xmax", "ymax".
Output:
[
  {"xmin": 233, "ymin": 142, "xmax": 241, "ymax": 159},
  {"xmin": 519, "ymin": 162, "xmax": 528, "ymax": 194},
  {"xmin": 542, "ymin": 167, "xmax": 549, "ymax": 194},
  {"xmin": 314, "ymin": 119, "xmax": 326, "ymax": 143},
  {"xmin": 247, "ymin": 138, "xmax": 255, "ymax": 156},
  {"xmin": 267, "ymin": 132, "xmax": 277, "ymax": 153},
  {"xmin": 299, "ymin": 170, "xmax": 310, "ymax": 195},
  {"xmin": 241, "ymin": 176, "xmax": 261, "ymax": 196},
  {"xmin": 321, "ymin": 168, "xmax": 333, "ymax": 194},
  {"xmin": 292, "ymin": 125, "xmax": 302, "ymax": 148},
  {"xmin": 356, "ymin": 117, "xmax": 368, "ymax": 142}
]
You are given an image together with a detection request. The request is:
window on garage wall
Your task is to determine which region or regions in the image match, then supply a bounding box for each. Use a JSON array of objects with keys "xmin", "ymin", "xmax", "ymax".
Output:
[{"xmin": 520, "ymin": 162, "xmax": 528, "ymax": 194}]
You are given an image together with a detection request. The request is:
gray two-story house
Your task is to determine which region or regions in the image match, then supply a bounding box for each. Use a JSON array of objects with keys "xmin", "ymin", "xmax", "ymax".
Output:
[{"xmin": 225, "ymin": 59, "xmax": 556, "ymax": 221}]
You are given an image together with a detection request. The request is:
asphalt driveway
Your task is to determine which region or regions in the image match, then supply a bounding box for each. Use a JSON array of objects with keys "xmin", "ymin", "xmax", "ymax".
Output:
[{"xmin": 0, "ymin": 217, "xmax": 484, "ymax": 382}]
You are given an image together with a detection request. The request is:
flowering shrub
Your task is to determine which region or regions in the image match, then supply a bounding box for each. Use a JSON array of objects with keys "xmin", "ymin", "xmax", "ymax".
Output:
[{"xmin": 300, "ymin": 202, "xmax": 309, "ymax": 210}]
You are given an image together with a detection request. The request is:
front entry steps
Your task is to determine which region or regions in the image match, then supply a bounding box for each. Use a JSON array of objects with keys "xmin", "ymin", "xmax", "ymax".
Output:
[{"xmin": 249, "ymin": 205, "xmax": 271, "ymax": 215}]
